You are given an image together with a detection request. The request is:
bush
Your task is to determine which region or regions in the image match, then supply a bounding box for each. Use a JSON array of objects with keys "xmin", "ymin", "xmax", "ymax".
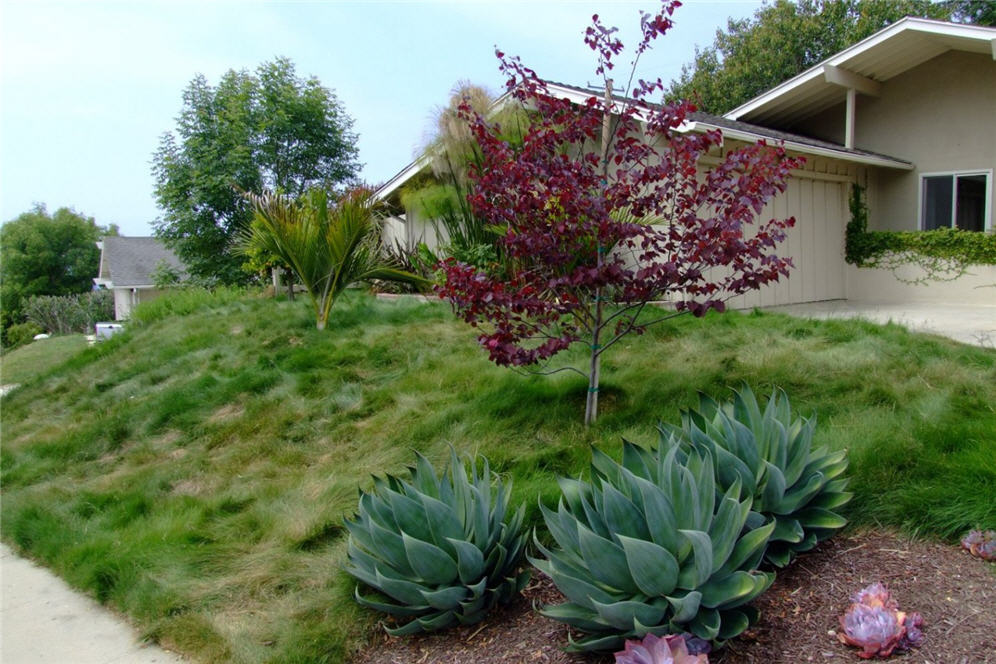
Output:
[
  {"xmin": 23, "ymin": 290, "xmax": 114, "ymax": 335},
  {"xmin": 344, "ymin": 449, "xmax": 530, "ymax": 635},
  {"xmin": 3, "ymin": 322, "xmax": 44, "ymax": 350},
  {"xmin": 532, "ymin": 442, "xmax": 775, "ymax": 652}
]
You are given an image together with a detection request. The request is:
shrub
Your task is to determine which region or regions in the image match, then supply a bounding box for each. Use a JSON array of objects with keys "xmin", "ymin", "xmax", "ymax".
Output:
[
  {"xmin": 3, "ymin": 321, "xmax": 43, "ymax": 350},
  {"xmin": 23, "ymin": 290, "xmax": 114, "ymax": 335},
  {"xmin": 344, "ymin": 450, "xmax": 530, "ymax": 635},
  {"xmin": 659, "ymin": 386, "xmax": 850, "ymax": 567},
  {"xmin": 532, "ymin": 442, "xmax": 775, "ymax": 652}
]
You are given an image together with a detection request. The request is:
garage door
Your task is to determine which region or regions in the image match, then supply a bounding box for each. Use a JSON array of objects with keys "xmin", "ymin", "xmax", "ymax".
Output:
[{"xmin": 727, "ymin": 175, "xmax": 848, "ymax": 310}]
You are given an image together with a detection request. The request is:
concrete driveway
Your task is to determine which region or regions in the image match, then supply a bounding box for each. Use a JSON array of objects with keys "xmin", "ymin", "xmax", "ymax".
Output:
[{"xmin": 763, "ymin": 300, "xmax": 996, "ymax": 348}]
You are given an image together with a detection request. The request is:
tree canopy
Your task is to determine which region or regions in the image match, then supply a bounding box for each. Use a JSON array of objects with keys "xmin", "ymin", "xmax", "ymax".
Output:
[
  {"xmin": 152, "ymin": 57, "xmax": 361, "ymax": 285},
  {"xmin": 1, "ymin": 204, "xmax": 115, "ymax": 333},
  {"xmin": 665, "ymin": 0, "xmax": 968, "ymax": 116}
]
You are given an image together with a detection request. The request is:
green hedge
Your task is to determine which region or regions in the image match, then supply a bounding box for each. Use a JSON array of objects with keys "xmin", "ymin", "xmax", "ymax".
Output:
[{"xmin": 845, "ymin": 185, "xmax": 996, "ymax": 268}]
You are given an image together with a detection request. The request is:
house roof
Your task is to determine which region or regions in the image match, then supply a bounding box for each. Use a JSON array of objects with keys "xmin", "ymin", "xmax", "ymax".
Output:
[
  {"xmin": 372, "ymin": 76, "xmax": 913, "ymax": 202},
  {"xmin": 725, "ymin": 17, "xmax": 996, "ymax": 125},
  {"xmin": 95, "ymin": 236, "xmax": 185, "ymax": 288}
]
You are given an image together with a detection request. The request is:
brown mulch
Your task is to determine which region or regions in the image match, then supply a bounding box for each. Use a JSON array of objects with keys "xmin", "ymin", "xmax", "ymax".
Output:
[{"xmin": 352, "ymin": 531, "xmax": 996, "ymax": 664}]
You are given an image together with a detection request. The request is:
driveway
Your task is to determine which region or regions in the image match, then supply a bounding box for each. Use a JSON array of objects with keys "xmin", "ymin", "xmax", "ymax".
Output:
[{"xmin": 763, "ymin": 300, "xmax": 996, "ymax": 348}]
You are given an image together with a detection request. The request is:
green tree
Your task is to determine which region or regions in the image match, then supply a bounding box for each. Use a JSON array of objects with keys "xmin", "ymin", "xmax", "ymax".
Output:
[
  {"xmin": 666, "ymin": 0, "xmax": 956, "ymax": 115},
  {"xmin": 0, "ymin": 204, "xmax": 111, "ymax": 335},
  {"xmin": 152, "ymin": 57, "xmax": 360, "ymax": 285},
  {"xmin": 241, "ymin": 188, "xmax": 426, "ymax": 330}
]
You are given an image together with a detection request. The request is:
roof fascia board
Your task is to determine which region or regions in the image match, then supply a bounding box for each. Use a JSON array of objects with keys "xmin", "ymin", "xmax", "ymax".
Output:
[
  {"xmin": 685, "ymin": 121, "xmax": 913, "ymax": 170},
  {"xmin": 725, "ymin": 18, "xmax": 996, "ymax": 120}
]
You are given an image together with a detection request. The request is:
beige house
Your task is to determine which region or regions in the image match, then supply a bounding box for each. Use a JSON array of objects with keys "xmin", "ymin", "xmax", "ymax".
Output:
[
  {"xmin": 93, "ymin": 237, "xmax": 186, "ymax": 320},
  {"xmin": 376, "ymin": 18, "xmax": 996, "ymax": 308}
]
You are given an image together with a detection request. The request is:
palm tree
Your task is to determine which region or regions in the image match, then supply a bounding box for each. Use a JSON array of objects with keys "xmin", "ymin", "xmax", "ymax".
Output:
[{"xmin": 242, "ymin": 188, "xmax": 428, "ymax": 330}]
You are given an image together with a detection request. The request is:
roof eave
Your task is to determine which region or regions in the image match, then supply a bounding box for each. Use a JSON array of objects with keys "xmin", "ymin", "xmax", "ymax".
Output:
[
  {"xmin": 724, "ymin": 17, "xmax": 996, "ymax": 121},
  {"xmin": 685, "ymin": 121, "xmax": 914, "ymax": 170}
]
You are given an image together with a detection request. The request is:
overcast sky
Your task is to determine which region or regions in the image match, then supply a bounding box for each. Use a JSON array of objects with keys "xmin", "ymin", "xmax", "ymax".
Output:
[{"xmin": 0, "ymin": 0, "xmax": 763, "ymax": 236}]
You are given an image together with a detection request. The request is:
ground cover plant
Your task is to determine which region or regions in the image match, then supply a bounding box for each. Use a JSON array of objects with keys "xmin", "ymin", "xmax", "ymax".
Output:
[{"xmin": 1, "ymin": 289, "xmax": 994, "ymax": 663}]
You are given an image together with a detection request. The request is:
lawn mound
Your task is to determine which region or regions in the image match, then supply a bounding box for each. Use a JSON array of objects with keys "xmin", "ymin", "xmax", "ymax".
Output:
[
  {"xmin": 1, "ymin": 291, "xmax": 994, "ymax": 663},
  {"xmin": 354, "ymin": 531, "xmax": 996, "ymax": 664}
]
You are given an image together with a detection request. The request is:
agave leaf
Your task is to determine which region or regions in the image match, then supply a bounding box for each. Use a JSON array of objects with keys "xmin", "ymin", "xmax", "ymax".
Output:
[
  {"xmin": 666, "ymin": 590, "xmax": 703, "ymax": 624},
  {"xmin": 591, "ymin": 598, "xmax": 667, "ymax": 632},
  {"xmin": 717, "ymin": 607, "xmax": 752, "ymax": 640},
  {"xmin": 760, "ymin": 461, "xmax": 787, "ymax": 513},
  {"xmin": 783, "ymin": 418, "xmax": 815, "ymax": 486},
  {"xmin": 763, "ymin": 542, "xmax": 794, "ymax": 568},
  {"xmin": 621, "ymin": 439, "xmax": 654, "ymax": 480},
  {"xmin": 539, "ymin": 603, "xmax": 612, "ymax": 631},
  {"xmin": 634, "ymin": 475, "xmax": 679, "ymax": 555},
  {"xmin": 402, "ymin": 531, "xmax": 458, "ymax": 586},
  {"xmin": 796, "ymin": 507, "xmax": 847, "ymax": 529},
  {"xmin": 565, "ymin": 631, "xmax": 626, "ymax": 654},
  {"xmin": 770, "ymin": 516, "xmax": 804, "ymax": 543},
  {"xmin": 374, "ymin": 567, "xmax": 431, "ymax": 606},
  {"xmin": 591, "ymin": 445, "xmax": 624, "ymax": 486},
  {"xmin": 577, "ymin": 524, "xmax": 640, "ymax": 594},
  {"xmin": 537, "ymin": 558, "xmax": 617, "ymax": 609},
  {"xmin": 358, "ymin": 491, "xmax": 397, "ymax": 531},
  {"xmin": 413, "ymin": 452, "xmax": 441, "ymax": 497},
  {"xmin": 600, "ymin": 482, "xmax": 651, "ymax": 541},
  {"xmin": 385, "ymin": 610, "xmax": 456, "ymax": 636},
  {"xmin": 708, "ymin": 443, "xmax": 756, "ymax": 499},
  {"xmin": 419, "ymin": 585, "xmax": 468, "ymax": 610},
  {"xmin": 716, "ymin": 520, "xmax": 775, "ymax": 577},
  {"xmin": 420, "ymin": 493, "xmax": 464, "ymax": 553},
  {"xmin": 617, "ymin": 534, "xmax": 679, "ymax": 597},
  {"xmin": 368, "ymin": 520, "xmax": 416, "ymax": 575},
  {"xmin": 387, "ymin": 489, "xmax": 433, "ymax": 543},
  {"xmin": 809, "ymin": 490, "xmax": 853, "ymax": 511},
  {"xmin": 676, "ymin": 530, "xmax": 713, "ymax": 590},
  {"xmin": 447, "ymin": 537, "xmax": 484, "ymax": 585},
  {"xmin": 689, "ymin": 607, "xmax": 721, "ymax": 640},
  {"xmin": 698, "ymin": 571, "xmax": 761, "ymax": 609},
  {"xmin": 708, "ymin": 487, "xmax": 746, "ymax": 572},
  {"xmin": 353, "ymin": 587, "xmax": 429, "ymax": 616},
  {"xmin": 773, "ymin": 470, "xmax": 825, "ymax": 515},
  {"xmin": 715, "ymin": 570, "xmax": 774, "ymax": 609}
]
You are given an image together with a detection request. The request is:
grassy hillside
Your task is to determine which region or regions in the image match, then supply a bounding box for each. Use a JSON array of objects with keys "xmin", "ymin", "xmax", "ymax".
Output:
[{"xmin": 2, "ymin": 290, "xmax": 994, "ymax": 663}]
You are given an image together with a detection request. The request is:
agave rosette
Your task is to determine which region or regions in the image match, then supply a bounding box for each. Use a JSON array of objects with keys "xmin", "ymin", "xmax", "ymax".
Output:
[
  {"xmin": 659, "ymin": 387, "xmax": 851, "ymax": 566},
  {"xmin": 344, "ymin": 450, "xmax": 529, "ymax": 635},
  {"xmin": 531, "ymin": 443, "xmax": 775, "ymax": 652}
]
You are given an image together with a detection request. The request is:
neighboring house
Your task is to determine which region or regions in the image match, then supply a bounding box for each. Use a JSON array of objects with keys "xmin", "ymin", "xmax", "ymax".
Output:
[
  {"xmin": 93, "ymin": 236, "xmax": 186, "ymax": 320},
  {"xmin": 376, "ymin": 17, "xmax": 995, "ymax": 308}
]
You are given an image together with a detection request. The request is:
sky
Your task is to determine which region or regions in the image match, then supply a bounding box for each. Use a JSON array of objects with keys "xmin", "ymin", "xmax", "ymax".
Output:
[{"xmin": 0, "ymin": 0, "xmax": 764, "ymax": 236}]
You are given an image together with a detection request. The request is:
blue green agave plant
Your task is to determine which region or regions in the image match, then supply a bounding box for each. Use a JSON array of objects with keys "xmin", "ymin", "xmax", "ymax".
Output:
[
  {"xmin": 344, "ymin": 450, "xmax": 529, "ymax": 635},
  {"xmin": 658, "ymin": 386, "xmax": 851, "ymax": 566},
  {"xmin": 531, "ymin": 442, "xmax": 775, "ymax": 652}
]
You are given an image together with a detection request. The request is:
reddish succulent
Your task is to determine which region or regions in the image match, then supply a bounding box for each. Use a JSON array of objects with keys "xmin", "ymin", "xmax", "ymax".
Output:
[
  {"xmin": 614, "ymin": 634, "xmax": 710, "ymax": 664},
  {"xmin": 960, "ymin": 529, "xmax": 996, "ymax": 561},
  {"xmin": 838, "ymin": 583, "xmax": 924, "ymax": 658}
]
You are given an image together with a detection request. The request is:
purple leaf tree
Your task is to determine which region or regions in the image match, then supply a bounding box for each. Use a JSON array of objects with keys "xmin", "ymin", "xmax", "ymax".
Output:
[{"xmin": 437, "ymin": 1, "xmax": 804, "ymax": 425}]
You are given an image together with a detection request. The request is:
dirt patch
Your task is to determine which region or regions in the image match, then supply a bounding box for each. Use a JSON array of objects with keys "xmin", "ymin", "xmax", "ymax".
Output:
[
  {"xmin": 209, "ymin": 403, "xmax": 245, "ymax": 423},
  {"xmin": 352, "ymin": 531, "xmax": 996, "ymax": 664}
]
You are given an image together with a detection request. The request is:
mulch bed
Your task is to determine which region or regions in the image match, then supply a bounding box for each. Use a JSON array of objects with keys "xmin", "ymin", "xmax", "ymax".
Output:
[{"xmin": 352, "ymin": 531, "xmax": 996, "ymax": 664}]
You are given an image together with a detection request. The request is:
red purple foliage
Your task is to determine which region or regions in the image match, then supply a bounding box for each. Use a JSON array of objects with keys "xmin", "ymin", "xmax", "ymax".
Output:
[{"xmin": 436, "ymin": 1, "xmax": 803, "ymax": 421}]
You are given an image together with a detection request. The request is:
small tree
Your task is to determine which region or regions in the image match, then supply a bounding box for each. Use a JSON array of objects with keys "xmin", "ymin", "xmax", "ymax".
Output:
[
  {"xmin": 437, "ymin": 1, "xmax": 803, "ymax": 425},
  {"xmin": 242, "ymin": 188, "xmax": 427, "ymax": 330}
]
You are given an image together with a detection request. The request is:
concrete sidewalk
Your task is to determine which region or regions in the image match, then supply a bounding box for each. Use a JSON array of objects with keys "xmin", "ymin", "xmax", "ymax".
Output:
[{"xmin": 1, "ymin": 545, "xmax": 185, "ymax": 664}]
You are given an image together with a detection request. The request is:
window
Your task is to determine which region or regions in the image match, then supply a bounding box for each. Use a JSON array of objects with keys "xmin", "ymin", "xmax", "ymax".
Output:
[{"xmin": 920, "ymin": 171, "xmax": 991, "ymax": 232}]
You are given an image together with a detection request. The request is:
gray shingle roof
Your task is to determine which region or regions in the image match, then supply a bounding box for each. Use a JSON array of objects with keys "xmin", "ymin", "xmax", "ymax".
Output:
[{"xmin": 99, "ymin": 236, "xmax": 186, "ymax": 287}]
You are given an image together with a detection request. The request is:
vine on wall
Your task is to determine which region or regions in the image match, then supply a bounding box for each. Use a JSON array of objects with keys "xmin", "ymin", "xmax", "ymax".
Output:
[{"xmin": 845, "ymin": 185, "xmax": 996, "ymax": 284}]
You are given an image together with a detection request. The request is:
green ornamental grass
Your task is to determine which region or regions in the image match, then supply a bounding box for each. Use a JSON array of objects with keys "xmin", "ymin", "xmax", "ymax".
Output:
[{"xmin": 1, "ymin": 289, "xmax": 993, "ymax": 662}]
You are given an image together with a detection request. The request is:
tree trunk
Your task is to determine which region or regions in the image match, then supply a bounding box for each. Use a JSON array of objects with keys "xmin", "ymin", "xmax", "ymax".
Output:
[
  {"xmin": 584, "ymin": 298, "xmax": 603, "ymax": 427},
  {"xmin": 584, "ymin": 78, "xmax": 613, "ymax": 428}
]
